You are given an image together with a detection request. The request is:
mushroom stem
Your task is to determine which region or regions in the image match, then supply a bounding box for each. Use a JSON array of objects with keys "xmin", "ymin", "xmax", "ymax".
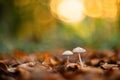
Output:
[
  {"xmin": 67, "ymin": 56, "xmax": 70, "ymax": 63},
  {"xmin": 78, "ymin": 53, "xmax": 83, "ymax": 68}
]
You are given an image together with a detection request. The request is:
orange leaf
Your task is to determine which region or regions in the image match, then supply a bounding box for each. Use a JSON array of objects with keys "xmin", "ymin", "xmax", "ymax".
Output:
[{"xmin": 13, "ymin": 50, "xmax": 27, "ymax": 59}]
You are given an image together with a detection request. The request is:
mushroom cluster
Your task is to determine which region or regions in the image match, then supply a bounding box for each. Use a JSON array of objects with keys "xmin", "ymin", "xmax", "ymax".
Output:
[{"xmin": 62, "ymin": 47, "xmax": 86, "ymax": 68}]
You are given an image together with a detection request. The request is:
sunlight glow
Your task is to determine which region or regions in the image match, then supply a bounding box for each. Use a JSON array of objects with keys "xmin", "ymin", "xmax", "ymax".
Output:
[{"xmin": 50, "ymin": 0, "xmax": 85, "ymax": 23}]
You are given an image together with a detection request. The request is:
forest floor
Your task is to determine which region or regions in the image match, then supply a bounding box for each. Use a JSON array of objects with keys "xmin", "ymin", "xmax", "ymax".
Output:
[{"xmin": 0, "ymin": 47, "xmax": 120, "ymax": 80}]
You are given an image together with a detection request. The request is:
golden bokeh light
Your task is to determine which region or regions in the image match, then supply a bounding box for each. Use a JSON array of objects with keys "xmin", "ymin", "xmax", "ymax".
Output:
[
  {"xmin": 101, "ymin": 0, "xmax": 117, "ymax": 19},
  {"xmin": 83, "ymin": 0, "xmax": 117, "ymax": 19},
  {"xmin": 83, "ymin": 0, "xmax": 102, "ymax": 18},
  {"xmin": 50, "ymin": 0, "xmax": 85, "ymax": 23}
]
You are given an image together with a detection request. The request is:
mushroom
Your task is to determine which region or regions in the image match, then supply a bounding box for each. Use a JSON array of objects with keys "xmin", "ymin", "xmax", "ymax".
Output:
[
  {"xmin": 62, "ymin": 50, "xmax": 73, "ymax": 63},
  {"xmin": 72, "ymin": 47, "xmax": 86, "ymax": 68}
]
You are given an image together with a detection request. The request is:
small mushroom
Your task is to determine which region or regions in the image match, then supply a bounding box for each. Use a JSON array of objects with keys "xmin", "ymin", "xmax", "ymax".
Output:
[
  {"xmin": 72, "ymin": 47, "xmax": 86, "ymax": 68},
  {"xmin": 62, "ymin": 50, "xmax": 73, "ymax": 63}
]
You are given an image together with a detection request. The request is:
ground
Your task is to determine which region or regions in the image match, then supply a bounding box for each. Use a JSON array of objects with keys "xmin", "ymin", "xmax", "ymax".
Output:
[{"xmin": 0, "ymin": 47, "xmax": 120, "ymax": 80}]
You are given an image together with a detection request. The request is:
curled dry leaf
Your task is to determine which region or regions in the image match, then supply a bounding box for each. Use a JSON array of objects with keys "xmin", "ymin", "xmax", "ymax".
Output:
[
  {"xmin": 7, "ymin": 67, "xmax": 16, "ymax": 73},
  {"xmin": 90, "ymin": 58, "xmax": 101, "ymax": 66},
  {"xmin": 50, "ymin": 58, "xmax": 58, "ymax": 66},
  {"xmin": 42, "ymin": 57, "xmax": 51, "ymax": 66},
  {"xmin": 101, "ymin": 63, "xmax": 118, "ymax": 70},
  {"xmin": 17, "ymin": 61, "xmax": 39, "ymax": 72},
  {"xmin": 42, "ymin": 57, "xmax": 58, "ymax": 67}
]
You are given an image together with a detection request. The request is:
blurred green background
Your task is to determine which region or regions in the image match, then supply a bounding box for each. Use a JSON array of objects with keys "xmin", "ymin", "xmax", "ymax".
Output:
[{"xmin": 0, "ymin": 0, "xmax": 120, "ymax": 53}]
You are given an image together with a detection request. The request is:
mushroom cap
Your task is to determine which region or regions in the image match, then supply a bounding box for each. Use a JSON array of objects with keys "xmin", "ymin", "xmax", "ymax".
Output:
[
  {"xmin": 62, "ymin": 50, "xmax": 73, "ymax": 56},
  {"xmin": 72, "ymin": 47, "xmax": 86, "ymax": 53}
]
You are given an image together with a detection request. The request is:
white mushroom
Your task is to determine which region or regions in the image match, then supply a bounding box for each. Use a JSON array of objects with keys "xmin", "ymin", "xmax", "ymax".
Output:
[
  {"xmin": 72, "ymin": 47, "xmax": 86, "ymax": 68},
  {"xmin": 62, "ymin": 50, "xmax": 73, "ymax": 63}
]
